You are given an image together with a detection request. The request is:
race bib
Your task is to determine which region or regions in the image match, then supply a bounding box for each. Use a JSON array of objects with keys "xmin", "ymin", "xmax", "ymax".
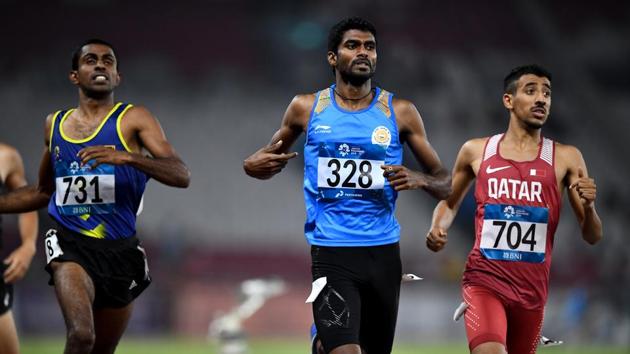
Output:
[
  {"xmin": 317, "ymin": 142, "xmax": 386, "ymax": 200},
  {"xmin": 55, "ymin": 160, "xmax": 115, "ymax": 215},
  {"xmin": 480, "ymin": 204, "xmax": 548, "ymax": 263},
  {"xmin": 44, "ymin": 229, "xmax": 64, "ymax": 264}
]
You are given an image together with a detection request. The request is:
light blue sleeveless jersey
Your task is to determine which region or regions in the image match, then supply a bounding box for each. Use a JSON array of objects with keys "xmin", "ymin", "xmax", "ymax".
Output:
[
  {"xmin": 48, "ymin": 103, "xmax": 148, "ymax": 240},
  {"xmin": 303, "ymin": 85, "xmax": 403, "ymax": 246}
]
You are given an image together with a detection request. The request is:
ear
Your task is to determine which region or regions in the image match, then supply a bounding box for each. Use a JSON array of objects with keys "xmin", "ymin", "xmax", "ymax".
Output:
[
  {"xmin": 327, "ymin": 51, "xmax": 337, "ymax": 67},
  {"xmin": 113, "ymin": 71, "xmax": 121, "ymax": 86},
  {"xmin": 502, "ymin": 93, "xmax": 513, "ymax": 110},
  {"xmin": 69, "ymin": 70, "xmax": 79, "ymax": 85}
]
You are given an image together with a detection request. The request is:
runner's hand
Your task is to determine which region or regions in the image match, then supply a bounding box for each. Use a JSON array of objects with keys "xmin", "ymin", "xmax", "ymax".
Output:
[
  {"xmin": 78, "ymin": 146, "xmax": 132, "ymax": 169},
  {"xmin": 569, "ymin": 168, "xmax": 596, "ymax": 208},
  {"xmin": 4, "ymin": 244, "xmax": 35, "ymax": 283},
  {"xmin": 426, "ymin": 227, "xmax": 447, "ymax": 252},
  {"xmin": 381, "ymin": 165, "xmax": 428, "ymax": 191},
  {"xmin": 244, "ymin": 140, "xmax": 298, "ymax": 179}
]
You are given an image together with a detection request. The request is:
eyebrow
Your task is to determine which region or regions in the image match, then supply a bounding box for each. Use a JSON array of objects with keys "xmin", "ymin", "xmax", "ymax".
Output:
[{"xmin": 524, "ymin": 82, "xmax": 551, "ymax": 89}]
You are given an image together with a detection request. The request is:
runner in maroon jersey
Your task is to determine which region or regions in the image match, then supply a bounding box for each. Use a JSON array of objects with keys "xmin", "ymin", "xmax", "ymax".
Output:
[{"xmin": 426, "ymin": 64, "xmax": 602, "ymax": 354}]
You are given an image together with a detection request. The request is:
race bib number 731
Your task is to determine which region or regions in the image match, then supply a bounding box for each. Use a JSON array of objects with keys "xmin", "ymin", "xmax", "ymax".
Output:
[
  {"xmin": 480, "ymin": 204, "xmax": 548, "ymax": 263},
  {"xmin": 54, "ymin": 161, "xmax": 115, "ymax": 215}
]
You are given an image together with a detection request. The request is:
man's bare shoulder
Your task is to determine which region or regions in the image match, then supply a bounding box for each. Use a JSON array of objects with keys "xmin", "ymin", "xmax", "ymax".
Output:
[
  {"xmin": 391, "ymin": 97, "xmax": 418, "ymax": 117},
  {"xmin": 289, "ymin": 93, "xmax": 317, "ymax": 113},
  {"xmin": 554, "ymin": 141, "xmax": 583, "ymax": 165},
  {"xmin": 461, "ymin": 137, "xmax": 489, "ymax": 156},
  {"xmin": 0, "ymin": 143, "xmax": 19, "ymax": 176},
  {"xmin": 121, "ymin": 105, "xmax": 155, "ymax": 121},
  {"xmin": 0, "ymin": 143, "xmax": 18, "ymax": 158}
]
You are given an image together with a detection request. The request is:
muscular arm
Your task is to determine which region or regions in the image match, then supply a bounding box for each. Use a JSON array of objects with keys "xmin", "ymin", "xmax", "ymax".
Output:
[
  {"xmin": 560, "ymin": 145, "xmax": 602, "ymax": 245},
  {"xmin": 78, "ymin": 106, "xmax": 190, "ymax": 188},
  {"xmin": 426, "ymin": 139, "xmax": 482, "ymax": 252},
  {"xmin": 0, "ymin": 145, "xmax": 39, "ymax": 282},
  {"xmin": 243, "ymin": 94, "xmax": 313, "ymax": 179},
  {"xmin": 0, "ymin": 115, "xmax": 56, "ymax": 213},
  {"xmin": 385, "ymin": 99, "xmax": 451, "ymax": 199}
]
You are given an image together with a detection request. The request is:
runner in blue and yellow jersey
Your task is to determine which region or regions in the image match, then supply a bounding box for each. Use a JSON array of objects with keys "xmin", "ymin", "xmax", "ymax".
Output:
[
  {"xmin": 0, "ymin": 39, "xmax": 190, "ymax": 354},
  {"xmin": 244, "ymin": 17, "xmax": 451, "ymax": 354}
]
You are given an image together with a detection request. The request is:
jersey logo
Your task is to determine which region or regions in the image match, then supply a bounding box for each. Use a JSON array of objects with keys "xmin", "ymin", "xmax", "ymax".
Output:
[
  {"xmin": 314, "ymin": 125, "xmax": 332, "ymax": 133},
  {"xmin": 371, "ymin": 126, "xmax": 391, "ymax": 147},
  {"xmin": 486, "ymin": 165, "xmax": 511, "ymax": 174}
]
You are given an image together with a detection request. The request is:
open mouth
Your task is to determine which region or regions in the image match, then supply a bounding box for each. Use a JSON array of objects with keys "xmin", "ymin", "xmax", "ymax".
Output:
[
  {"xmin": 92, "ymin": 74, "xmax": 109, "ymax": 83},
  {"xmin": 531, "ymin": 107, "xmax": 546, "ymax": 118}
]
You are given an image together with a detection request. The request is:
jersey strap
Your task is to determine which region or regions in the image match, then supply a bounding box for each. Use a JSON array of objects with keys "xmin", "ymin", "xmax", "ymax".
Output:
[
  {"xmin": 540, "ymin": 137, "xmax": 553, "ymax": 166},
  {"xmin": 375, "ymin": 89, "xmax": 392, "ymax": 118},
  {"xmin": 483, "ymin": 134, "xmax": 503, "ymax": 161},
  {"xmin": 313, "ymin": 88, "xmax": 332, "ymax": 115}
]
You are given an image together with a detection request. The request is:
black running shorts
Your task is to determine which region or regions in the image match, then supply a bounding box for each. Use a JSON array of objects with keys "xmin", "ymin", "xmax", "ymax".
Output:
[
  {"xmin": 44, "ymin": 226, "xmax": 151, "ymax": 308},
  {"xmin": 311, "ymin": 242, "xmax": 402, "ymax": 353}
]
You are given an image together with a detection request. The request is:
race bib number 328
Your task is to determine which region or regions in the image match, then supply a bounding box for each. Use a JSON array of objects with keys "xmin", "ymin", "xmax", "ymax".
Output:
[
  {"xmin": 480, "ymin": 204, "xmax": 548, "ymax": 263},
  {"xmin": 317, "ymin": 142, "xmax": 386, "ymax": 200}
]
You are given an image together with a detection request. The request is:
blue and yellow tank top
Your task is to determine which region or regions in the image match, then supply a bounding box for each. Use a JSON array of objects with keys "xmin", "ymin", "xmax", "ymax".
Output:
[
  {"xmin": 303, "ymin": 85, "xmax": 403, "ymax": 246},
  {"xmin": 48, "ymin": 102, "xmax": 147, "ymax": 240}
]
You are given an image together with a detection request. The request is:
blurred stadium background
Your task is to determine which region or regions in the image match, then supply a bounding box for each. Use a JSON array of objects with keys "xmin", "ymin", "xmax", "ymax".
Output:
[{"xmin": 1, "ymin": 0, "xmax": 628, "ymax": 352}]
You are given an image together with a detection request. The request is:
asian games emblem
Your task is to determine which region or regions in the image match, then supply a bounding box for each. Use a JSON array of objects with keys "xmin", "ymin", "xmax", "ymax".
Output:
[
  {"xmin": 372, "ymin": 126, "xmax": 391, "ymax": 147},
  {"xmin": 338, "ymin": 143, "xmax": 350, "ymax": 157},
  {"xmin": 503, "ymin": 205, "xmax": 515, "ymax": 219},
  {"xmin": 69, "ymin": 161, "xmax": 80, "ymax": 174}
]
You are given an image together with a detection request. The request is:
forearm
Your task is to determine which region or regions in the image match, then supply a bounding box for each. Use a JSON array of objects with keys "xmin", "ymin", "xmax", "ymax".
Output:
[
  {"xmin": 431, "ymin": 200, "xmax": 457, "ymax": 231},
  {"xmin": 18, "ymin": 211, "xmax": 38, "ymax": 251},
  {"xmin": 423, "ymin": 168, "xmax": 452, "ymax": 200},
  {"xmin": 127, "ymin": 154, "xmax": 190, "ymax": 188},
  {"xmin": 0, "ymin": 185, "xmax": 50, "ymax": 213},
  {"xmin": 581, "ymin": 206, "xmax": 602, "ymax": 245}
]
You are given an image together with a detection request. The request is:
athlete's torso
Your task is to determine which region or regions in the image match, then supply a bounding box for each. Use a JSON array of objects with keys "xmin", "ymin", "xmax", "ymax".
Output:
[
  {"xmin": 303, "ymin": 85, "xmax": 403, "ymax": 246},
  {"xmin": 48, "ymin": 102, "xmax": 148, "ymax": 240},
  {"xmin": 0, "ymin": 179, "xmax": 4, "ymax": 249},
  {"xmin": 463, "ymin": 133, "xmax": 561, "ymax": 309}
]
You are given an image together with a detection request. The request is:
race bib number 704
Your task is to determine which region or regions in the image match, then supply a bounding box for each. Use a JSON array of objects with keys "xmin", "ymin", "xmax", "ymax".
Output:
[{"xmin": 480, "ymin": 204, "xmax": 548, "ymax": 263}]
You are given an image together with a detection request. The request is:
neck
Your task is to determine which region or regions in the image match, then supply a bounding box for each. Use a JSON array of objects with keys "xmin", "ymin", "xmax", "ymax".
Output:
[
  {"xmin": 77, "ymin": 90, "xmax": 116, "ymax": 119},
  {"xmin": 334, "ymin": 77, "xmax": 373, "ymax": 102},
  {"xmin": 504, "ymin": 117, "xmax": 542, "ymax": 147}
]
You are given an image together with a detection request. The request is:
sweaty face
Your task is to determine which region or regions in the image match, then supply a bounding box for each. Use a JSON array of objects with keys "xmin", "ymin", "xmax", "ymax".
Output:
[
  {"xmin": 330, "ymin": 29, "xmax": 377, "ymax": 85},
  {"xmin": 71, "ymin": 44, "xmax": 120, "ymax": 96},
  {"xmin": 505, "ymin": 74, "xmax": 552, "ymax": 129}
]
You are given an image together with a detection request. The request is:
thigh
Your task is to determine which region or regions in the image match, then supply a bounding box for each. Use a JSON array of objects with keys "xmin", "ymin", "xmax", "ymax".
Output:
[
  {"xmin": 0, "ymin": 311, "xmax": 19, "ymax": 354},
  {"xmin": 311, "ymin": 246, "xmax": 366, "ymax": 353},
  {"xmin": 462, "ymin": 285, "xmax": 507, "ymax": 352},
  {"xmin": 505, "ymin": 306, "xmax": 544, "ymax": 354},
  {"xmin": 359, "ymin": 246, "xmax": 401, "ymax": 353},
  {"xmin": 51, "ymin": 261, "xmax": 96, "ymax": 332},
  {"xmin": 92, "ymin": 303, "xmax": 134, "ymax": 354},
  {"xmin": 313, "ymin": 276, "xmax": 362, "ymax": 353}
]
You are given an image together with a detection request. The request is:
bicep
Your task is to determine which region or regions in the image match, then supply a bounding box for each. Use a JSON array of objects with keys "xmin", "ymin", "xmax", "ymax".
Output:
[
  {"xmin": 397, "ymin": 102, "xmax": 444, "ymax": 174},
  {"xmin": 268, "ymin": 95, "xmax": 311, "ymax": 153},
  {"xmin": 136, "ymin": 114, "xmax": 179, "ymax": 159},
  {"xmin": 445, "ymin": 144, "xmax": 476, "ymax": 209},
  {"xmin": 4, "ymin": 149, "xmax": 28, "ymax": 190},
  {"xmin": 565, "ymin": 149, "xmax": 588, "ymax": 223}
]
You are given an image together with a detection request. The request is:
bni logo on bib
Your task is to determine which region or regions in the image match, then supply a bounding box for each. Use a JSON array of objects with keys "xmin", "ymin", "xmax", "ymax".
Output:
[{"xmin": 371, "ymin": 126, "xmax": 391, "ymax": 147}]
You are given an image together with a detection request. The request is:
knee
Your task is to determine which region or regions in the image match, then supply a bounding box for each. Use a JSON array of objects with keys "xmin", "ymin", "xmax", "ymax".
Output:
[
  {"xmin": 471, "ymin": 342, "xmax": 507, "ymax": 354},
  {"xmin": 67, "ymin": 326, "xmax": 95, "ymax": 351}
]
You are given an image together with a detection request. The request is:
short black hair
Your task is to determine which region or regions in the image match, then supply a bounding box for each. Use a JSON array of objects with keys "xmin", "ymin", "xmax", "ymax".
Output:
[
  {"xmin": 504, "ymin": 64, "xmax": 552, "ymax": 94},
  {"xmin": 327, "ymin": 17, "xmax": 377, "ymax": 54},
  {"xmin": 71, "ymin": 38, "xmax": 117, "ymax": 70}
]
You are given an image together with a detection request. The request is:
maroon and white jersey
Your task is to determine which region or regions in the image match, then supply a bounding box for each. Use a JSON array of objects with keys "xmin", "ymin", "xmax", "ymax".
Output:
[{"xmin": 462, "ymin": 133, "xmax": 561, "ymax": 309}]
